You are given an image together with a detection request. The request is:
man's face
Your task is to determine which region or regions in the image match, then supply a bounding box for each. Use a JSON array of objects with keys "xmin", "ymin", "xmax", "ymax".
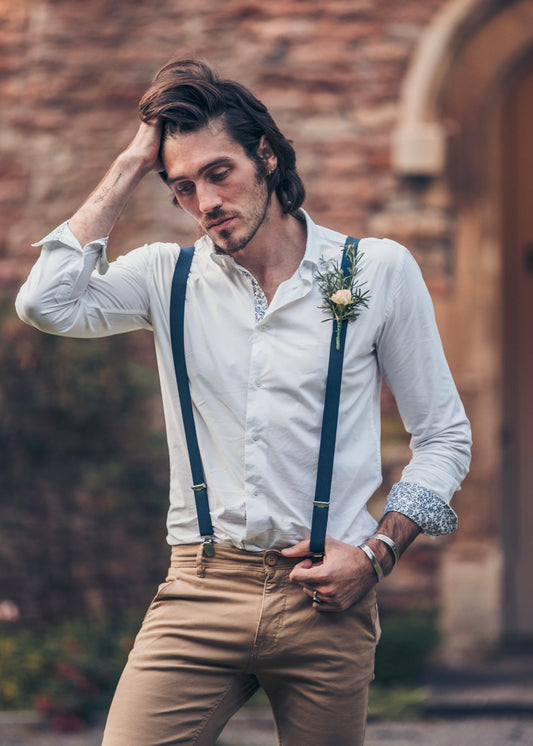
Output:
[{"xmin": 162, "ymin": 120, "xmax": 276, "ymax": 255}]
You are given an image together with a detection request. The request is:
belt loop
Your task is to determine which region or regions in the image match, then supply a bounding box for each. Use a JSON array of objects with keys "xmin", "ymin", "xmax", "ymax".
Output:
[{"xmin": 196, "ymin": 543, "xmax": 206, "ymax": 577}]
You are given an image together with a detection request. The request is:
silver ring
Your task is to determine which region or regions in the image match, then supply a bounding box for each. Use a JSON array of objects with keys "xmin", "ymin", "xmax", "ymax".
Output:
[{"xmin": 313, "ymin": 590, "xmax": 322, "ymax": 604}]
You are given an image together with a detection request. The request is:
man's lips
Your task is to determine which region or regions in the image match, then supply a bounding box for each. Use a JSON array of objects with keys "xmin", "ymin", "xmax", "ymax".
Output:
[{"xmin": 206, "ymin": 216, "xmax": 234, "ymax": 232}]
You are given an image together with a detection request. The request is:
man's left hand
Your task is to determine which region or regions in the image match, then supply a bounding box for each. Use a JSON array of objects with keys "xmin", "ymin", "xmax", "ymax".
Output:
[{"xmin": 281, "ymin": 536, "xmax": 380, "ymax": 612}]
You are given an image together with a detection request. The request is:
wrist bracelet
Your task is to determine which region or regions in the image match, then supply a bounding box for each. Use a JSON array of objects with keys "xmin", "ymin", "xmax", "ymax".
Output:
[
  {"xmin": 358, "ymin": 543, "xmax": 385, "ymax": 582},
  {"xmin": 371, "ymin": 533, "xmax": 400, "ymax": 566}
]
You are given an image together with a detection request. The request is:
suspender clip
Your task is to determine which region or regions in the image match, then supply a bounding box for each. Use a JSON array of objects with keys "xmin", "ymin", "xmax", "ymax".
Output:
[{"xmin": 202, "ymin": 536, "xmax": 215, "ymax": 557}]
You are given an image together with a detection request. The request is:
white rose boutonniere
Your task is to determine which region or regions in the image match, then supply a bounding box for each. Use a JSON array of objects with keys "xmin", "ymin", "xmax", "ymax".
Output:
[
  {"xmin": 329, "ymin": 288, "xmax": 353, "ymax": 305},
  {"xmin": 316, "ymin": 240, "xmax": 370, "ymax": 350}
]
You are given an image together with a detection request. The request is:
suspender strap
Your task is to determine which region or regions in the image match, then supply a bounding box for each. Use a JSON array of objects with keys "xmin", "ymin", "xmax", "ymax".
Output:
[
  {"xmin": 169, "ymin": 245, "xmax": 214, "ymax": 544},
  {"xmin": 170, "ymin": 236, "xmax": 358, "ymax": 557},
  {"xmin": 309, "ymin": 236, "xmax": 359, "ymax": 557}
]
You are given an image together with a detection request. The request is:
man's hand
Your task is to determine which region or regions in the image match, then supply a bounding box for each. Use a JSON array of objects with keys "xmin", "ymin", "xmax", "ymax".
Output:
[
  {"xmin": 282, "ymin": 513, "xmax": 421, "ymax": 613},
  {"xmin": 281, "ymin": 536, "xmax": 380, "ymax": 612},
  {"xmin": 122, "ymin": 120, "xmax": 164, "ymax": 175}
]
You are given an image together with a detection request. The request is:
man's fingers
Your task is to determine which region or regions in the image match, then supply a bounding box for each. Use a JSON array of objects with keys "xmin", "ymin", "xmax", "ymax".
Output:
[
  {"xmin": 281, "ymin": 539, "xmax": 312, "ymax": 557},
  {"xmin": 124, "ymin": 121, "xmax": 164, "ymax": 173},
  {"xmin": 302, "ymin": 585, "xmax": 341, "ymax": 612}
]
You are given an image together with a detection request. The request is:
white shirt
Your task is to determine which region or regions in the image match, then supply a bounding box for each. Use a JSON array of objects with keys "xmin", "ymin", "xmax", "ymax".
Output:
[{"xmin": 16, "ymin": 212, "xmax": 471, "ymax": 551}]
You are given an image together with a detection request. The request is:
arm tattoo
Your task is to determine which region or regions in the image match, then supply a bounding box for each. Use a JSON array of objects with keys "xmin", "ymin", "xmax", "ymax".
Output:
[{"xmin": 93, "ymin": 173, "xmax": 123, "ymax": 204}]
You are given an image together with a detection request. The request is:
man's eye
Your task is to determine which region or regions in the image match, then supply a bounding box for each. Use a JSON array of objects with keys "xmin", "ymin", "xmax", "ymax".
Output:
[
  {"xmin": 175, "ymin": 183, "xmax": 195, "ymax": 196},
  {"xmin": 210, "ymin": 169, "xmax": 230, "ymax": 182}
]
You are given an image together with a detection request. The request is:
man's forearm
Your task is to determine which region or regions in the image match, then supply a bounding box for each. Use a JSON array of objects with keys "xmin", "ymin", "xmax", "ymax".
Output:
[
  {"xmin": 68, "ymin": 153, "xmax": 148, "ymax": 247},
  {"xmin": 68, "ymin": 121, "xmax": 162, "ymax": 247}
]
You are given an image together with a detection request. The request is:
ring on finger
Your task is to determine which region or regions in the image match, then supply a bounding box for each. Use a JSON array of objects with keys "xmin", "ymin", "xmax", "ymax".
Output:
[{"xmin": 313, "ymin": 590, "xmax": 322, "ymax": 605}]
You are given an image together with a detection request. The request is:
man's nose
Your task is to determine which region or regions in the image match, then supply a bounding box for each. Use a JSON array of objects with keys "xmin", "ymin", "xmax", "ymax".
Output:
[{"xmin": 197, "ymin": 183, "xmax": 222, "ymax": 214}]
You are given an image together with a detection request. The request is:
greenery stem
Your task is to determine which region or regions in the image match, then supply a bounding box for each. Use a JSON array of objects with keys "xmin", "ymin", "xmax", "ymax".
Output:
[{"xmin": 335, "ymin": 319, "xmax": 342, "ymax": 351}]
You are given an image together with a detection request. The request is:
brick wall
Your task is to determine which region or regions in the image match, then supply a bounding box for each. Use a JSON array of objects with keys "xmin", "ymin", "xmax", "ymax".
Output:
[{"xmin": 1, "ymin": 0, "xmax": 448, "ymax": 284}]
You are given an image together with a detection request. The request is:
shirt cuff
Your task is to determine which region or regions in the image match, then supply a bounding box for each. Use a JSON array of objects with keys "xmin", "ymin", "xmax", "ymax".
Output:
[
  {"xmin": 32, "ymin": 221, "xmax": 110, "ymax": 275},
  {"xmin": 383, "ymin": 481, "xmax": 458, "ymax": 536}
]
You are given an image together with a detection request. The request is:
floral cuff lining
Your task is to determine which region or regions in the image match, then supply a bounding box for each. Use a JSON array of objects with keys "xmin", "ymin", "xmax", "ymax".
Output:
[{"xmin": 384, "ymin": 481, "xmax": 458, "ymax": 536}]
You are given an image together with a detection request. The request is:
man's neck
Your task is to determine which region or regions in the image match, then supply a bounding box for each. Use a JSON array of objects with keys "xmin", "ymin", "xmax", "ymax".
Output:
[{"xmin": 229, "ymin": 207, "xmax": 308, "ymax": 304}]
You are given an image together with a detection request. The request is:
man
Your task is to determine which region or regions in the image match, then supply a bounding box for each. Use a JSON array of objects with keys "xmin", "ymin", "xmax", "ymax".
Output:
[{"xmin": 16, "ymin": 58, "xmax": 471, "ymax": 745}]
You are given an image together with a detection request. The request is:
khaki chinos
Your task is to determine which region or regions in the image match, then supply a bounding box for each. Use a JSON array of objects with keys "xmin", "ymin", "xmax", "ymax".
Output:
[{"xmin": 102, "ymin": 544, "xmax": 380, "ymax": 746}]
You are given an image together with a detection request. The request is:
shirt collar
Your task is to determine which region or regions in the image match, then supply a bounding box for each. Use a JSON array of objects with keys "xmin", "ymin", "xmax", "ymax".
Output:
[{"xmin": 297, "ymin": 210, "xmax": 323, "ymax": 280}]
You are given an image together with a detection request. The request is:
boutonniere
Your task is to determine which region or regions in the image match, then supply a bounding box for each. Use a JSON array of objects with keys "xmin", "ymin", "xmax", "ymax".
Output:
[{"xmin": 316, "ymin": 240, "xmax": 370, "ymax": 350}]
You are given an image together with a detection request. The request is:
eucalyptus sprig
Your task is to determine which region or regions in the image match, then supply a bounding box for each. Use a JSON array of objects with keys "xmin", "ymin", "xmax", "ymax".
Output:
[{"xmin": 316, "ymin": 241, "xmax": 371, "ymax": 350}]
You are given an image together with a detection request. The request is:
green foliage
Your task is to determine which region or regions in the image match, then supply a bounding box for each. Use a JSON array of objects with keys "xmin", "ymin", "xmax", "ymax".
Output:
[
  {"xmin": 316, "ymin": 241, "xmax": 370, "ymax": 319},
  {"xmin": 374, "ymin": 607, "xmax": 439, "ymax": 686},
  {"xmin": 368, "ymin": 684, "xmax": 426, "ymax": 720},
  {"xmin": 315, "ymin": 241, "xmax": 370, "ymax": 349},
  {"xmin": 0, "ymin": 614, "xmax": 143, "ymax": 729},
  {"xmin": 0, "ymin": 295, "xmax": 169, "ymax": 624},
  {"xmin": 0, "ymin": 630, "xmax": 45, "ymax": 710}
]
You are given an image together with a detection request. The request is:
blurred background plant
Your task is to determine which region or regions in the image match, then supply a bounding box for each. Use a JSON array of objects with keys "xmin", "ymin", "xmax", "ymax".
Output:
[
  {"xmin": 0, "ymin": 614, "xmax": 143, "ymax": 730},
  {"xmin": 0, "ymin": 296, "xmax": 169, "ymax": 626},
  {"xmin": 0, "ymin": 292, "xmax": 171, "ymax": 729}
]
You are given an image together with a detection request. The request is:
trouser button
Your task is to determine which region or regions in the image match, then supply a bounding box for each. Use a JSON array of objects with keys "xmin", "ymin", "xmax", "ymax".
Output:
[{"xmin": 265, "ymin": 551, "xmax": 278, "ymax": 567}]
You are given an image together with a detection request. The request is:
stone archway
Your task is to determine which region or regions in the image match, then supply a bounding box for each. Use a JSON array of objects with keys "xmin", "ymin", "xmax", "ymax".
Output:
[
  {"xmin": 385, "ymin": 0, "xmax": 533, "ymax": 660},
  {"xmin": 392, "ymin": 0, "xmax": 489, "ymax": 177}
]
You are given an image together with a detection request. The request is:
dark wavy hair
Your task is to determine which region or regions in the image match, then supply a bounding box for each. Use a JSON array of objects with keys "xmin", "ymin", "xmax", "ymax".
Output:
[{"xmin": 139, "ymin": 58, "xmax": 305, "ymax": 215}]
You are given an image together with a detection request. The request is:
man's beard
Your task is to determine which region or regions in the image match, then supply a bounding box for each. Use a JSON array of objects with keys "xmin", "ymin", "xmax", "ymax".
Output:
[
  {"xmin": 208, "ymin": 166, "xmax": 273, "ymax": 256},
  {"xmin": 213, "ymin": 195, "xmax": 270, "ymax": 255}
]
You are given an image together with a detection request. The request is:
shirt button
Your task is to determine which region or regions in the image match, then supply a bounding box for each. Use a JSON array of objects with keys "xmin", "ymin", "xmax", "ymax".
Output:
[
  {"xmin": 255, "ymin": 379, "xmax": 262, "ymax": 387},
  {"xmin": 253, "ymin": 488, "xmax": 259, "ymax": 496},
  {"xmin": 252, "ymin": 434, "xmax": 260, "ymax": 441}
]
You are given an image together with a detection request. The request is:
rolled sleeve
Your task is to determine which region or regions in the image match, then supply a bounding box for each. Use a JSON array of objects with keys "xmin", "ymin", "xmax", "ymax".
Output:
[{"xmin": 384, "ymin": 481, "xmax": 458, "ymax": 536}]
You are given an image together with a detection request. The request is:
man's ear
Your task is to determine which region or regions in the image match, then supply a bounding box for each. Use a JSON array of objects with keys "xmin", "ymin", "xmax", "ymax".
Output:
[{"xmin": 257, "ymin": 135, "xmax": 277, "ymax": 173}]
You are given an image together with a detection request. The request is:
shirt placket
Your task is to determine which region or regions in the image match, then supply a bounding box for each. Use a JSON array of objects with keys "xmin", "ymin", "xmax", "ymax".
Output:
[
  {"xmin": 238, "ymin": 267, "xmax": 314, "ymax": 548},
  {"xmin": 242, "ymin": 321, "xmax": 271, "ymax": 547}
]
